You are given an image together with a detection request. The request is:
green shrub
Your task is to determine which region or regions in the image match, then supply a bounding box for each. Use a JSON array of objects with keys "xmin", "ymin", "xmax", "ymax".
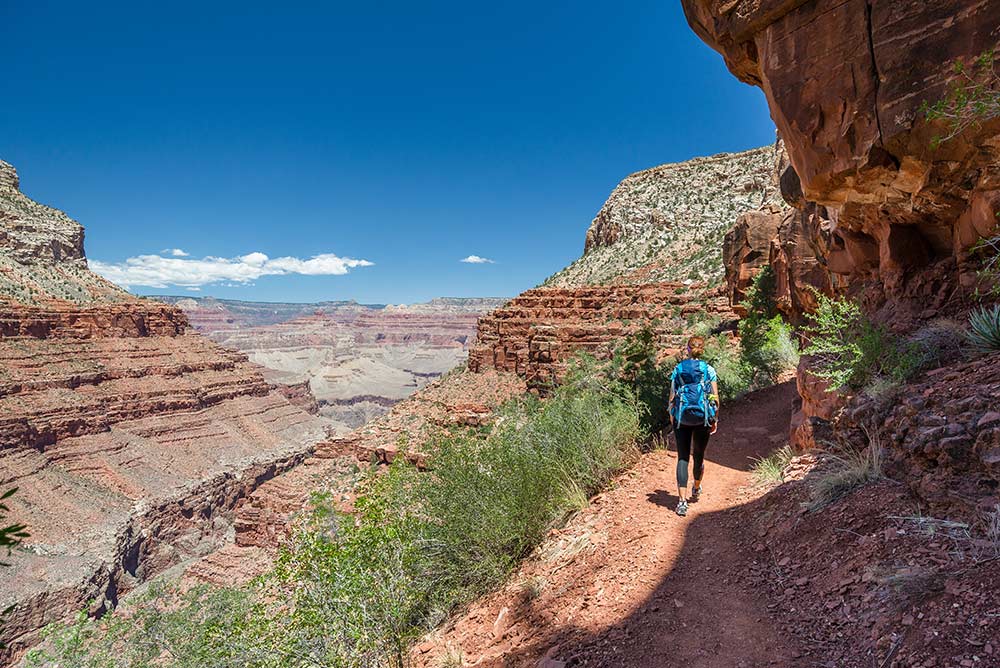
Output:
[
  {"xmin": 702, "ymin": 334, "xmax": 753, "ymax": 402},
  {"xmin": 802, "ymin": 293, "xmax": 923, "ymax": 391},
  {"xmin": 30, "ymin": 367, "xmax": 642, "ymax": 668},
  {"xmin": 969, "ymin": 304, "xmax": 1000, "ymax": 352},
  {"xmin": 603, "ymin": 327, "xmax": 672, "ymax": 435},
  {"xmin": 736, "ymin": 268, "xmax": 799, "ymax": 388},
  {"xmin": 920, "ymin": 49, "xmax": 1000, "ymax": 148}
]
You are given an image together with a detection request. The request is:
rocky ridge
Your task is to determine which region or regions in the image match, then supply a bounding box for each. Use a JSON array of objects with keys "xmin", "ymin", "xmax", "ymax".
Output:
[
  {"xmin": 0, "ymin": 161, "xmax": 328, "ymax": 663},
  {"xmin": 544, "ymin": 144, "xmax": 784, "ymax": 287},
  {"xmin": 469, "ymin": 282, "xmax": 735, "ymax": 391}
]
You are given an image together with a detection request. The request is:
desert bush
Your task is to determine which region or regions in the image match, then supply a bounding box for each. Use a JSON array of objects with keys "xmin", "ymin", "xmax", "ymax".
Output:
[
  {"xmin": 30, "ymin": 366, "xmax": 641, "ymax": 668},
  {"xmin": 807, "ymin": 428, "xmax": 885, "ymax": 511},
  {"xmin": 0, "ymin": 488, "xmax": 28, "ymax": 567},
  {"xmin": 731, "ymin": 268, "xmax": 800, "ymax": 392},
  {"xmin": 969, "ymin": 304, "xmax": 1000, "ymax": 352},
  {"xmin": 603, "ymin": 326, "xmax": 672, "ymax": 435},
  {"xmin": 908, "ymin": 318, "xmax": 969, "ymax": 368},
  {"xmin": 802, "ymin": 293, "xmax": 924, "ymax": 392},
  {"xmin": 750, "ymin": 445, "xmax": 795, "ymax": 486},
  {"xmin": 702, "ymin": 334, "xmax": 753, "ymax": 402}
]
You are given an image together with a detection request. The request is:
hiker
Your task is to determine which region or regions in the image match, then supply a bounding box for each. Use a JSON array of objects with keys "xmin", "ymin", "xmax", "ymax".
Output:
[{"xmin": 668, "ymin": 335, "xmax": 719, "ymax": 517}]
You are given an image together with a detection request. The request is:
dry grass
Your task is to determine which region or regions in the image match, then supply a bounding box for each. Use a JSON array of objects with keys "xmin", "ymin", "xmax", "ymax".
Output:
[
  {"xmin": 519, "ymin": 575, "xmax": 547, "ymax": 601},
  {"xmin": 807, "ymin": 426, "xmax": 885, "ymax": 511},
  {"xmin": 750, "ymin": 445, "xmax": 796, "ymax": 486},
  {"xmin": 438, "ymin": 646, "xmax": 464, "ymax": 668}
]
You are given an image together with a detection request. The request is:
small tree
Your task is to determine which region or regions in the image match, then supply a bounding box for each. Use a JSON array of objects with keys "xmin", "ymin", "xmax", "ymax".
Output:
[{"xmin": 1, "ymin": 487, "xmax": 30, "ymax": 649}]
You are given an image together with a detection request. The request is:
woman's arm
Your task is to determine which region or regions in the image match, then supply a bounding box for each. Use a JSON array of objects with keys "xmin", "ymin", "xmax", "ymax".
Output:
[{"xmin": 710, "ymin": 380, "xmax": 720, "ymax": 433}]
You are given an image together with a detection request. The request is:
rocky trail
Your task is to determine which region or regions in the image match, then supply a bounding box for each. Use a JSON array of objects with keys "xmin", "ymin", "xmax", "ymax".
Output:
[{"xmin": 416, "ymin": 381, "xmax": 805, "ymax": 668}]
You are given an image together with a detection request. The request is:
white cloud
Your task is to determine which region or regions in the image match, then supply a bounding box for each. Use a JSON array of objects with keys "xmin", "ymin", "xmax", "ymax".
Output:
[
  {"xmin": 186, "ymin": 286, "xmax": 201, "ymax": 291},
  {"xmin": 91, "ymin": 250, "xmax": 374, "ymax": 289},
  {"xmin": 162, "ymin": 248, "xmax": 189, "ymax": 257},
  {"xmin": 460, "ymin": 255, "xmax": 495, "ymax": 264}
]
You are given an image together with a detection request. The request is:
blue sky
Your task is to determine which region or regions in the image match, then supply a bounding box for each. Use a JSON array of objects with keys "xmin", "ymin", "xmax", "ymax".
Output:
[{"xmin": 2, "ymin": 1, "xmax": 775, "ymax": 304}]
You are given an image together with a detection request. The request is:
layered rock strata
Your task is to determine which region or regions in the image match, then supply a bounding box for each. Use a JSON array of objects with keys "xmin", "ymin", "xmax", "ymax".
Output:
[
  {"xmin": 468, "ymin": 283, "xmax": 736, "ymax": 391},
  {"xmin": 169, "ymin": 296, "xmax": 502, "ymax": 429},
  {"xmin": 0, "ymin": 161, "xmax": 327, "ymax": 662}
]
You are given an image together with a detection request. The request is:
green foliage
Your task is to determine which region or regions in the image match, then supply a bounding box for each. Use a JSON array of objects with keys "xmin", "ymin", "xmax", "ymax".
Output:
[
  {"xmin": 701, "ymin": 334, "xmax": 752, "ymax": 402},
  {"xmin": 603, "ymin": 326, "xmax": 672, "ymax": 434},
  {"xmin": 737, "ymin": 268, "xmax": 799, "ymax": 386},
  {"xmin": 921, "ymin": 49, "xmax": 1000, "ymax": 148},
  {"xmin": 30, "ymin": 369, "xmax": 641, "ymax": 668},
  {"xmin": 1, "ymin": 487, "xmax": 30, "ymax": 649},
  {"xmin": 0, "ymin": 487, "xmax": 28, "ymax": 567},
  {"xmin": 969, "ymin": 304, "xmax": 1000, "ymax": 352},
  {"xmin": 802, "ymin": 293, "xmax": 923, "ymax": 392}
]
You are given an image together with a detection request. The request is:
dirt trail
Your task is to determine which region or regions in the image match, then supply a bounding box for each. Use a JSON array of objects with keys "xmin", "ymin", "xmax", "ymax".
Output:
[{"xmin": 415, "ymin": 381, "xmax": 803, "ymax": 668}]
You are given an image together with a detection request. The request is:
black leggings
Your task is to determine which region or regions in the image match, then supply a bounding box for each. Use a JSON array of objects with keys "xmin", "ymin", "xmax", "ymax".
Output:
[{"xmin": 675, "ymin": 425, "xmax": 710, "ymax": 488}]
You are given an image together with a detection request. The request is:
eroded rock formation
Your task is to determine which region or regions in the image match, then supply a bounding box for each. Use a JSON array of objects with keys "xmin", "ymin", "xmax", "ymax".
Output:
[
  {"xmin": 168, "ymin": 296, "xmax": 502, "ymax": 429},
  {"xmin": 682, "ymin": 0, "xmax": 1000, "ymax": 319},
  {"xmin": 469, "ymin": 283, "xmax": 736, "ymax": 391},
  {"xmin": 0, "ymin": 161, "xmax": 328, "ymax": 662}
]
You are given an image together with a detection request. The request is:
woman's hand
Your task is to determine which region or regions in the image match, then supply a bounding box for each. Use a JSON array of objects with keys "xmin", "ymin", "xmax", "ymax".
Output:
[{"xmin": 710, "ymin": 421, "xmax": 718, "ymax": 435}]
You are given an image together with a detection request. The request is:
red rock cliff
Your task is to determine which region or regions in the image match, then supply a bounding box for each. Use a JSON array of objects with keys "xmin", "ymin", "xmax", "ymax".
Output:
[{"xmin": 683, "ymin": 0, "xmax": 1000, "ymax": 318}]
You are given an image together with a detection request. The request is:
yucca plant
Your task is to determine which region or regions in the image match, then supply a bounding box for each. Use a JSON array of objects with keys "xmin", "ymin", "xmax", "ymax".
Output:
[{"xmin": 969, "ymin": 304, "xmax": 1000, "ymax": 352}]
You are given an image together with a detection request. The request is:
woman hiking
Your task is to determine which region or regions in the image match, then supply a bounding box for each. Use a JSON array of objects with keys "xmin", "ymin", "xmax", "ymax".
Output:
[{"xmin": 668, "ymin": 336, "xmax": 719, "ymax": 517}]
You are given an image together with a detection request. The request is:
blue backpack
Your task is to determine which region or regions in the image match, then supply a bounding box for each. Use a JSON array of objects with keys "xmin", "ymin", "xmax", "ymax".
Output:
[{"xmin": 671, "ymin": 359, "xmax": 717, "ymax": 427}]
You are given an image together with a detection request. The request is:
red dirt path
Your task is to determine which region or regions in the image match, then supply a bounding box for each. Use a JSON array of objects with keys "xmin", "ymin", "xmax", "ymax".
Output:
[{"xmin": 413, "ymin": 381, "xmax": 803, "ymax": 668}]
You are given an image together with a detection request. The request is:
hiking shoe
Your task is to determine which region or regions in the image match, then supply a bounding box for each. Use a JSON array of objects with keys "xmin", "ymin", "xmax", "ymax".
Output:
[
  {"xmin": 689, "ymin": 486, "xmax": 702, "ymax": 503},
  {"xmin": 676, "ymin": 499, "xmax": 689, "ymax": 517}
]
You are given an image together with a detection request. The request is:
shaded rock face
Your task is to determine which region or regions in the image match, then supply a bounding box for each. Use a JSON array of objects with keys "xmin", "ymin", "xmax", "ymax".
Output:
[
  {"xmin": 469, "ymin": 283, "xmax": 736, "ymax": 391},
  {"xmin": 683, "ymin": 0, "xmax": 1000, "ymax": 310},
  {"xmin": 835, "ymin": 352, "xmax": 1000, "ymax": 517},
  {"xmin": 722, "ymin": 144, "xmax": 842, "ymax": 323},
  {"xmin": 722, "ymin": 205, "xmax": 785, "ymax": 312},
  {"xmin": 0, "ymin": 161, "xmax": 328, "ymax": 662}
]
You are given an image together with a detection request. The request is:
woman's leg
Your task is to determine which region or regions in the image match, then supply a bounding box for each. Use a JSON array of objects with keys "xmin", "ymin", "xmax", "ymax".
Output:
[
  {"xmin": 675, "ymin": 426, "xmax": 693, "ymax": 501},
  {"xmin": 691, "ymin": 427, "xmax": 710, "ymax": 495}
]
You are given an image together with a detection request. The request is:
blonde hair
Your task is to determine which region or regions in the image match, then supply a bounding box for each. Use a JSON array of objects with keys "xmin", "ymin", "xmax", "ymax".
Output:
[{"xmin": 687, "ymin": 336, "xmax": 705, "ymax": 358}]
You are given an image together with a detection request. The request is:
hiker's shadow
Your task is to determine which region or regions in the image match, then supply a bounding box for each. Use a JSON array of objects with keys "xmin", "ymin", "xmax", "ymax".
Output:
[{"xmin": 646, "ymin": 489, "xmax": 678, "ymax": 508}]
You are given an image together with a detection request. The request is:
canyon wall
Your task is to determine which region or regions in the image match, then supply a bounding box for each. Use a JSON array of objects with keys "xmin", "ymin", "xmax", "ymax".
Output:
[
  {"xmin": 686, "ymin": 1, "xmax": 1000, "ymax": 503},
  {"xmin": 167, "ymin": 296, "xmax": 503, "ymax": 429},
  {"xmin": 682, "ymin": 0, "xmax": 1000, "ymax": 322},
  {"xmin": 0, "ymin": 161, "xmax": 328, "ymax": 663},
  {"xmin": 470, "ymin": 148, "xmax": 782, "ymax": 389},
  {"xmin": 469, "ymin": 283, "xmax": 735, "ymax": 391}
]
